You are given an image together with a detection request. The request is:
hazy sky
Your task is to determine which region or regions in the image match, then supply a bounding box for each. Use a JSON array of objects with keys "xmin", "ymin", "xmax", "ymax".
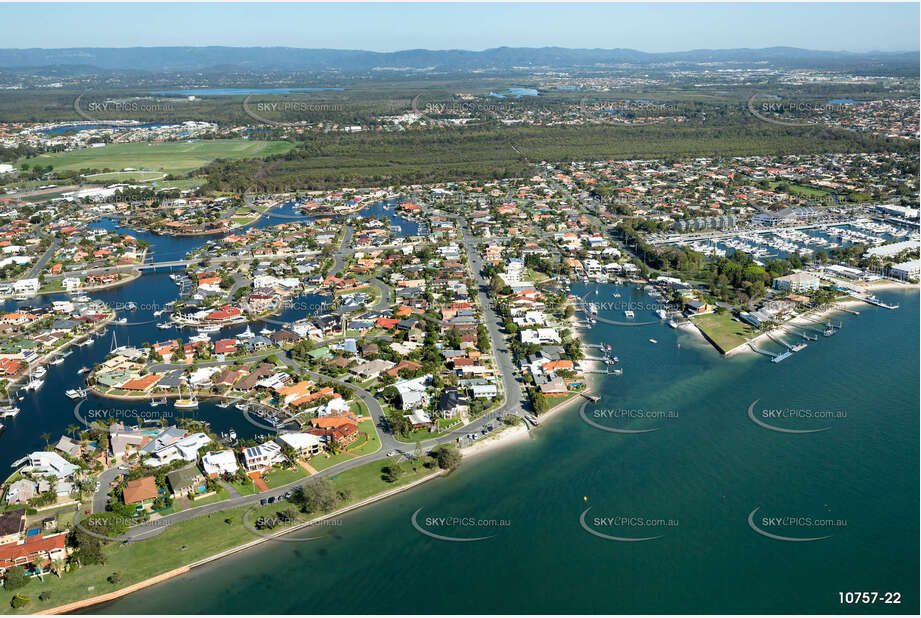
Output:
[{"xmin": 2, "ymin": 3, "xmax": 918, "ymax": 52}]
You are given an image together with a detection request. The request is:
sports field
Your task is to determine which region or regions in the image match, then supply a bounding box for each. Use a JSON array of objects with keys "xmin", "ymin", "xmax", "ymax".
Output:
[{"xmin": 19, "ymin": 139, "xmax": 295, "ymax": 175}]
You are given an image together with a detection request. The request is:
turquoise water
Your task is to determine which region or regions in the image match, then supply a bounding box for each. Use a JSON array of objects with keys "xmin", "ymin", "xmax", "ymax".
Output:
[{"xmin": 92, "ymin": 285, "xmax": 919, "ymax": 614}]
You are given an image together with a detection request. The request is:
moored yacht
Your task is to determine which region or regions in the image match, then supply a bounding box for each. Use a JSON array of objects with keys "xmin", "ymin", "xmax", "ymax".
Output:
[{"xmin": 65, "ymin": 388, "xmax": 87, "ymax": 400}]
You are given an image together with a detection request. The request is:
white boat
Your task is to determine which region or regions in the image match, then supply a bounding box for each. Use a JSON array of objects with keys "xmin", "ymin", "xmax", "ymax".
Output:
[
  {"xmin": 77, "ymin": 366, "xmax": 91, "ymax": 374},
  {"xmin": 649, "ymin": 338, "xmax": 658, "ymax": 344},
  {"xmin": 667, "ymin": 319, "xmax": 679, "ymax": 329},
  {"xmin": 234, "ymin": 401, "xmax": 250, "ymax": 412},
  {"xmin": 65, "ymin": 388, "xmax": 87, "ymax": 400},
  {"xmin": 174, "ymin": 384, "xmax": 198, "ymax": 409},
  {"xmin": 150, "ymin": 395, "xmax": 167, "ymax": 407},
  {"xmin": 153, "ymin": 309, "xmax": 165, "ymax": 317},
  {"xmin": 157, "ymin": 322, "xmax": 172, "ymax": 330},
  {"xmin": 125, "ymin": 302, "xmax": 137, "ymax": 311},
  {"xmin": 624, "ymin": 310, "xmax": 635, "ymax": 319},
  {"xmin": 655, "ymin": 309, "xmax": 668, "ymax": 320},
  {"xmin": 114, "ymin": 317, "xmax": 128, "ymax": 325},
  {"xmin": 238, "ymin": 326, "xmax": 255, "ymax": 339},
  {"xmin": 78, "ymin": 338, "xmax": 94, "ymax": 346},
  {"xmin": 228, "ymin": 428, "xmax": 237, "ymax": 441},
  {"xmin": 259, "ymin": 328, "xmax": 273, "ymax": 336},
  {"xmin": 51, "ymin": 356, "xmax": 66, "ymax": 365},
  {"xmin": 189, "ymin": 333, "xmax": 211, "ymax": 344},
  {"xmin": 217, "ymin": 400, "xmax": 232, "ymax": 409},
  {"xmin": 197, "ymin": 324, "xmax": 221, "ymax": 333},
  {"xmin": 0, "ymin": 405, "xmax": 19, "ymax": 418},
  {"xmin": 25, "ymin": 378, "xmax": 45, "ymax": 391}
]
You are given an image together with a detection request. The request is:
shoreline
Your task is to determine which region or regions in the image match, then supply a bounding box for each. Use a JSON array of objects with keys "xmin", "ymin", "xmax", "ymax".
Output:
[{"xmin": 36, "ymin": 470, "xmax": 447, "ymax": 615}]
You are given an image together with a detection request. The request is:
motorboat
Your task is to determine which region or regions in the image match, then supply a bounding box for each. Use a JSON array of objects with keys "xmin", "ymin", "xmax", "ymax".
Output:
[
  {"xmin": 77, "ymin": 366, "xmax": 91, "ymax": 374},
  {"xmin": 65, "ymin": 388, "xmax": 87, "ymax": 400},
  {"xmin": 189, "ymin": 333, "xmax": 211, "ymax": 344},
  {"xmin": 0, "ymin": 405, "xmax": 19, "ymax": 418},
  {"xmin": 157, "ymin": 322, "xmax": 172, "ymax": 330},
  {"xmin": 624, "ymin": 310, "xmax": 635, "ymax": 319},
  {"xmin": 150, "ymin": 395, "xmax": 167, "ymax": 407},
  {"xmin": 238, "ymin": 326, "xmax": 255, "ymax": 339}
]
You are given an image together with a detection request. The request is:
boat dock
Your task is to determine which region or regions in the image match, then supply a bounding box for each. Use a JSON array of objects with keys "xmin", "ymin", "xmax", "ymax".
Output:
[
  {"xmin": 581, "ymin": 392, "xmax": 600, "ymax": 402},
  {"xmin": 771, "ymin": 351, "xmax": 794, "ymax": 363},
  {"xmin": 855, "ymin": 294, "xmax": 900, "ymax": 310}
]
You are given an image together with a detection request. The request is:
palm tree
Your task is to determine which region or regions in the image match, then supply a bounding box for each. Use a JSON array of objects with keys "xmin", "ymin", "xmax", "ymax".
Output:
[
  {"xmin": 41, "ymin": 432, "xmax": 51, "ymax": 448},
  {"xmin": 66, "ymin": 424, "xmax": 80, "ymax": 439}
]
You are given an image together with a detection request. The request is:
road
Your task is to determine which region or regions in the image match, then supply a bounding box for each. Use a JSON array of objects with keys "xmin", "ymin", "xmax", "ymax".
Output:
[
  {"xmin": 458, "ymin": 219, "xmax": 526, "ymax": 420},
  {"xmin": 330, "ymin": 224, "xmax": 354, "ymax": 275}
]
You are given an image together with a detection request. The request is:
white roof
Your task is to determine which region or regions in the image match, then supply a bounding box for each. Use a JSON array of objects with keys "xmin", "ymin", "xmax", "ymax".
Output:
[{"xmin": 277, "ymin": 432, "xmax": 324, "ymax": 451}]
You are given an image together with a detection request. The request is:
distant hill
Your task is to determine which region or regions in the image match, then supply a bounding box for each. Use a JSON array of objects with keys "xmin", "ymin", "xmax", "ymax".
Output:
[{"xmin": 0, "ymin": 46, "xmax": 916, "ymax": 73}]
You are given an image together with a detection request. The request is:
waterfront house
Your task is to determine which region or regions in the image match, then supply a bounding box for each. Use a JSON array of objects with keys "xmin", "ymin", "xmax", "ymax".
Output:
[{"xmin": 201, "ymin": 450, "xmax": 239, "ymax": 478}]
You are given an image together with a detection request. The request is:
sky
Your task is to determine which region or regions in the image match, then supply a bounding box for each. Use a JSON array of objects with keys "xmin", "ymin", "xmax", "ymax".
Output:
[{"xmin": 1, "ymin": 2, "xmax": 918, "ymax": 53}]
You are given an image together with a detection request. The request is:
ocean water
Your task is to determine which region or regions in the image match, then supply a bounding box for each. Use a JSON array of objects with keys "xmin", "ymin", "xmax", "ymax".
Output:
[{"xmin": 90, "ymin": 284, "xmax": 919, "ymax": 614}]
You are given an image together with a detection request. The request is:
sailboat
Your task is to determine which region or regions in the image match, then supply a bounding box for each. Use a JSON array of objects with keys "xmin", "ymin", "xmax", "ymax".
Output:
[
  {"xmin": 174, "ymin": 383, "xmax": 198, "ymax": 409},
  {"xmin": 238, "ymin": 325, "xmax": 255, "ymax": 339},
  {"xmin": 150, "ymin": 395, "xmax": 167, "ymax": 407}
]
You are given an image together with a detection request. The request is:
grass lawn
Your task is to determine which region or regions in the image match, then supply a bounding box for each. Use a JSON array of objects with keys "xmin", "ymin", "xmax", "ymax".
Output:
[
  {"xmin": 227, "ymin": 480, "xmax": 258, "ymax": 496},
  {"xmin": 83, "ymin": 171, "xmax": 165, "ymax": 183},
  {"xmin": 346, "ymin": 420, "xmax": 381, "ymax": 456},
  {"xmin": 308, "ymin": 452, "xmax": 354, "ymax": 472},
  {"xmin": 262, "ymin": 466, "xmax": 311, "ymax": 489},
  {"xmin": 1, "ymin": 460, "xmax": 439, "ymax": 614},
  {"xmin": 691, "ymin": 311, "xmax": 756, "ymax": 354},
  {"xmin": 18, "ymin": 140, "xmax": 296, "ymax": 176}
]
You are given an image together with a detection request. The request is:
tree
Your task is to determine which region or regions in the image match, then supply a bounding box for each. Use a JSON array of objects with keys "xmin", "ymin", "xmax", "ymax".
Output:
[
  {"xmin": 430, "ymin": 444, "xmax": 462, "ymax": 471},
  {"xmin": 2, "ymin": 566, "xmax": 27, "ymax": 590},
  {"xmin": 382, "ymin": 463, "xmax": 403, "ymax": 483}
]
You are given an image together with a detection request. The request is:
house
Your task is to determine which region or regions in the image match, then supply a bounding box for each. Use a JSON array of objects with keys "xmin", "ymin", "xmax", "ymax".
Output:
[
  {"xmin": 123, "ymin": 476, "xmax": 159, "ymax": 505},
  {"xmin": 404, "ymin": 409, "xmax": 434, "ymax": 430},
  {"xmin": 392, "ymin": 375, "xmax": 432, "ymax": 410},
  {"xmin": 242, "ymin": 441, "xmax": 284, "ymax": 474},
  {"xmin": 540, "ymin": 377, "xmax": 569, "ymax": 397},
  {"xmin": 0, "ymin": 532, "xmax": 69, "ymax": 577},
  {"xmin": 201, "ymin": 450, "xmax": 239, "ymax": 478},
  {"xmin": 520, "ymin": 328, "xmax": 561, "ymax": 345},
  {"xmin": 277, "ymin": 432, "xmax": 325, "ymax": 457},
  {"xmin": 54, "ymin": 436, "xmax": 82, "ymax": 458},
  {"xmin": 350, "ymin": 358, "xmax": 396, "ymax": 381},
  {"xmin": 469, "ymin": 383, "xmax": 498, "ymax": 399},
  {"xmin": 437, "ymin": 389, "xmax": 468, "ymax": 418},
  {"xmin": 143, "ymin": 431, "xmax": 211, "ymax": 467},
  {"xmin": 11, "ymin": 451, "xmax": 78, "ymax": 479},
  {"xmin": 0, "ymin": 509, "xmax": 26, "ymax": 545},
  {"xmin": 4, "ymin": 480, "xmax": 37, "ymax": 506},
  {"xmin": 166, "ymin": 465, "xmax": 206, "ymax": 498}
]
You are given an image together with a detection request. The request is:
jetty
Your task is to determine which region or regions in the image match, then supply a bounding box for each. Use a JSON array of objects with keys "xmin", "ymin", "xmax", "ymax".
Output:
[
  {"xmin": 855, "ymin": 294, "xmax": 900, "ymax": 310},
  {"xmin": 581, "ymin": 392, "xmax": 601, "ymax": 402}
]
